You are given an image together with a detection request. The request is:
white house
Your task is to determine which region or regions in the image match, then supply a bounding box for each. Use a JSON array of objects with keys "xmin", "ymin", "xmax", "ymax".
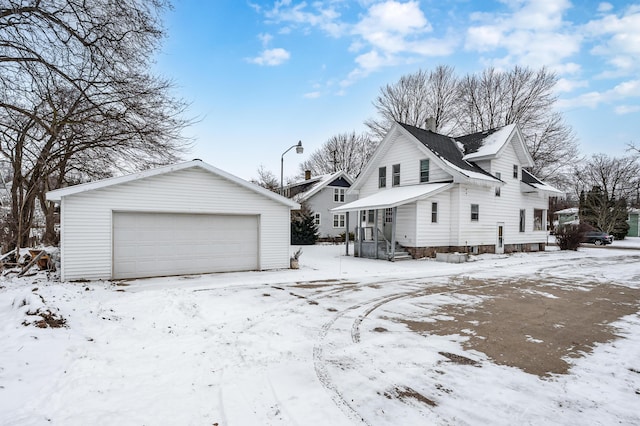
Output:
[
  {"xmin": 46, "ymin": 160, "xmax": 299, "ymax": 281},
  {"xmin": 332, "ymin": 122, "xmax": 561, "ymax": 260},
  {"xmin": 284, "ymin": 170, "xmax": 356, "ymax": 238}
]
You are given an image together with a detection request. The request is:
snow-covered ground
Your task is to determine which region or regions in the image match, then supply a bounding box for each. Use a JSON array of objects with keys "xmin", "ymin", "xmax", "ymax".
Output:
[{"xmin": 1, "ymin": 239, "xmax": 640, "ymax": 425}]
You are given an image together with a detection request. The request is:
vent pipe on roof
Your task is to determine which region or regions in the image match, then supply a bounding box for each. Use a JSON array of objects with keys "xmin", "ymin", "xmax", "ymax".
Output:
[
  {"xmin": 305, "ymin": 170, "xmax": 311, "ymax": 180},
  {"xmin": 426, "ymin": 117, "xmax": 436, "ymax": 132}
]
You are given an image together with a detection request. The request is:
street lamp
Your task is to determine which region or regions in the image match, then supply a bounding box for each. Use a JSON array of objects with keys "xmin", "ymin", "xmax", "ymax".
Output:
[{"xmin": 281, "ymin": 141, "xmax": 303, "ymax": 195}]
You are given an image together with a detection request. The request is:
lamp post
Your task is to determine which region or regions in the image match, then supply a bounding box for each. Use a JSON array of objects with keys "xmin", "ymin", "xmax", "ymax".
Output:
[{"xmin": 280, "ymin": 141, "xmax": 303, "ymax": 195}]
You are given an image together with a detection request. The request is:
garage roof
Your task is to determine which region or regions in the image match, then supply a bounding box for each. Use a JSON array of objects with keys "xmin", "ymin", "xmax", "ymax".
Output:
[{"xmin": 46, "ymin": 159, "xmax": 300, "ymax": 209}]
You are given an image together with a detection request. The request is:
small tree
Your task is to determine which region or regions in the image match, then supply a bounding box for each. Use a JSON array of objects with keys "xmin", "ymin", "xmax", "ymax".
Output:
[
  {"xmin": 291, "ymin": 202, "xmax": 318, "ymax": 245},
  {"xmin": 555, "ymin": 223, "xmax": 590, "ymax": 251}
]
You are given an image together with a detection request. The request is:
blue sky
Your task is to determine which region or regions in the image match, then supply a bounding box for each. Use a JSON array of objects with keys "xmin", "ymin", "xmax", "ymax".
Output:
[{"xmin": 154, "ymin": 0, "xmax": 640, "ymax": 181}]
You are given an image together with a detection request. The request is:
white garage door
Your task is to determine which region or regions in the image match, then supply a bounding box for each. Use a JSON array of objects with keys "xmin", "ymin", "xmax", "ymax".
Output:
[{"xmin": 113, "ymin": 212, "xmax": 259, "ymax": 279}]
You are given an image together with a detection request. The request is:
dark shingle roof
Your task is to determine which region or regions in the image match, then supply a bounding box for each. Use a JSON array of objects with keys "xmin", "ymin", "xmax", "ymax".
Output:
[
  {"xmin": 398, "ymin": 123, "xmax": 495, "ymax": 179},
  {"xmin": 521, "ymin": 169, "xmax": 542, "ymax": 185},
  {"xmin": 454, "ymin": 128, "xmax": 501, "ymax": 155}
]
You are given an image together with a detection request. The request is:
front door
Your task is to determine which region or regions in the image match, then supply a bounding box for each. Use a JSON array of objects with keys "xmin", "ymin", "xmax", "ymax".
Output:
[
  {"xmin": 383, "ymin": 208, "xmax": 393, "ymax": 241},
  {"xmin": 496, "ymin": 223, "xmax": 505, "ymax": 254}
]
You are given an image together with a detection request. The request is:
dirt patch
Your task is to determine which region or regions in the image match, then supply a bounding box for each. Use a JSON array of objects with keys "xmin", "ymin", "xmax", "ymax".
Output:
[
  {"xmin": 23, "ymin": 308, "xmax": 67, "ymax": 328},
  {"xmin": 438, "ymin": 351, "xmax": 479, "ymax": 366},
  {"xmin": 382, "ymin": 386, "xmax": 437, "ymax": 407},
  {"xmin": 399, "ymin": 278, "xmax": 640, "ymax": 377}
]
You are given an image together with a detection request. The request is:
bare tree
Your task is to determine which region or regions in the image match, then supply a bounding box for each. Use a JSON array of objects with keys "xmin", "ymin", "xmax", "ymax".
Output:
[
  {"xmin": 0, "ymin": 0, "xmax": 191, "ymax": 250},
  {"xmin": 298, "ymin": 131, "xmax": 376, "ymax": 178},
  {"xmin": 573, "ymin": 154, "xmax": 640, "ymax": 202},
  {"xmin": 250, "ymin": 165, "xmax": 280, "ymax": 193},
  {"xmin": 365, "ymin": 65, "xmax": 459, "ymax": 139},
  {"xmin": 366, "ymin": 65, "xmax": 579, "ymax": 187}
]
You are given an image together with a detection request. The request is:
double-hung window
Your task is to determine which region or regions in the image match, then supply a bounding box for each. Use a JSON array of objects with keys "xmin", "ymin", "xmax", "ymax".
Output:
[
  {"xmin": 392, "ymin": 164, "xmax": 400, "ymax": 186},
  {"xmin": 314, "ymin": 213, "xmax": 321, "ymax": 226},
  {"xmin": 471, "ymin": 204, "xmax": 479, "ymax": 221},
  {"xmin": 431, "ymin": 202, "xmax": 438, "ymax": 223},
  {"xmin": 420, "ymin": 159, "xmax": 430, "ymax": 183},
  {"xmin": 519, "ymin": 209, "xmax": 526, "ymax": 232},
  {"xmin": 534, "ymin": 209, "xmax": 544, "ymax": 231},
  {"xmin": 334, "ymin": 188, "xmax": 345, "ymax": 203},
  {"xmin": 378, "ymin": 167, "xmax": 386, "ymax": 188},
  {"xmin": 333, "ymin": 214, "xmax": 345, "ymax": 228},
  {"xmin": 513, "ymin": 165, "xmax": 519, "ymax": 179}
]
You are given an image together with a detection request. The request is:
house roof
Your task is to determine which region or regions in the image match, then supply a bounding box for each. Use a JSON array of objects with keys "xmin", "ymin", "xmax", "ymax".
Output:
[
  {"xmin": 554, "ymin": 207, "xmax": 579, "ymax": 215},
  {"xmin": 286, "ymin": 170, "xmax": 354, "ymax": 203},
  {"xmin": 521, "ymin": 169, "xmax": 563, "ymax": 195},
  {"xmin": 46, "ymin": 159, "xmax": 300, "ymax": 209},
  {"xmin": 331, "ymin": 183, "xmax": 452, "ymax": 212},
  {"xmin": 398, "ymin": 123, "xmax": 497, "ymax": 181}
]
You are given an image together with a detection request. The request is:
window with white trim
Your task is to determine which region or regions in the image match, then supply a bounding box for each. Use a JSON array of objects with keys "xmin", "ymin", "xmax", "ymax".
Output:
[
  {"xmin": 471, "ymin": 204, "xmax": 479, "ymax": 221},
  {"xmin": 334, "ymin": 188, "xmax": 345, "ymax": 203},
  {"xmin": 333, "ymin": 214, "xmax": 345, "ymax": 228},
  {"xmin": 534, "ymin": 209, "xmax": 544, "ymax": 231},
  {"xmin": 420, "ymin": 159, "xmax": 430, "ymax": 183},
  {"xmin": 519, "ymin": 209, "xmax": 526, "ymax": 232},
  {"xmin": 431, "ymin": 202, "xmax": 438, "ymax": 223},
  {"xmin": 392, "ymin": 164, "xmax": 400, "ymax": 186},
  {"xmin": 513, "ymin": 164, "xmax": 519, "ymax": 179},
  {"xmin": 314, "ymin": 213, "xmax": 321, "ymax": 226},
  {"xmin": 379, "ymin": 167, "xmax": 386, "ymax": 188}
]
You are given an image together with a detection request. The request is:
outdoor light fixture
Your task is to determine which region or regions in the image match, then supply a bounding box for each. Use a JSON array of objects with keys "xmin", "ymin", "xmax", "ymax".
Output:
[{"xmin": 281, "ymin": 141, "xmax": 303, "ymax": 195}]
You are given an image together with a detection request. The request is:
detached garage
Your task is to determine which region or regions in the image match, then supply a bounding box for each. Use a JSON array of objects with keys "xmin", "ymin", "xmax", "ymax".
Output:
[{"xmin": 46, "ymin": 160, "xmax": 299, "ymax": 281}]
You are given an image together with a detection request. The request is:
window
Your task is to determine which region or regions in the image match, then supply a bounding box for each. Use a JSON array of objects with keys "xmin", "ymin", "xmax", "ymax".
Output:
[
  {"xmin": 534, "ymin": 209, "xmax": 544, "ymax": 231},
  {"xmin": 471, "ymin": 204, "xmax": 479, "ymax": 221},
  {"xmin": 431, "ymin": 202, "xmax": 438, "ymax": 223},
  {"xmin": 334, "ymin": 188, "xmax": 345, "ymax": 203},
  {"xmin": 385, "ymin": 208, "xmax": 393, "ymax": 223},
  {"xmin": 495, "ymin": 172, "xmax": 501, "ymax": 196},
  {"xmin": 333, "ymin": 214, "xmax": 345, "ymax": 228},
  {"xmin": 379, "ymin": 167, "xmax": 386, "ymax": 188},
  {"xmin": 513, "ymin": 164, "xmax": 519, "ymax": 179},
  {"xmin": 519, "ymin": 209, "xmax": 526, "ymax": 232},
  {"xmin": 367, "ymin": 209, "xmax": 375, "ymax": 223},
  {"xmin": 420, "ymin": 159, "xmax": 430, "ymax": 183},
  {"xmin": 314, "ymin": 213, "xmax": 321, "ymax": 226},
  {"xmin": 392, "ymin": 164, "xmax": 400, "ymax": 186}
]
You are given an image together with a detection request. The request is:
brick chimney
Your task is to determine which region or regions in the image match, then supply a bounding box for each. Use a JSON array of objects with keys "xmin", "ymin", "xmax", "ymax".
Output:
[
  {"xmin": 426, "ymin": 117, "xmax": 436, "ymax": 132},
  {"xmin": 305, "ymin": 170, "xmax": 311, "ymax": 180}
]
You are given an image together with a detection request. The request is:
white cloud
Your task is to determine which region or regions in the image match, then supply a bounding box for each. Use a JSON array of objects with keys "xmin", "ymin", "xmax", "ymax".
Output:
[
  {"xmin": 584, "ymin": 7, "xmax": 640, "ymax": 77},
  {"xmin": 558, "ymin": 79, "xmax": 640, "ymax": 109},
  {"xmin": 555, "ymin": 78, "xmax": 588, "ymax": 93},
  {"xmin": 597, "ymin": 2, "xmax": 613, "ymax": 13},
  {"xmin": 464, "ymin": 0, "xmax": 581, "ymax": 72},
  {"xmin": 247, "ymin": 48, "xmax": 291, "ymax": 66},
  {"xmin": 614, "ymin": 105, "xmax": 640, "ymax": 114},
  {"xmin": 303, "ymin": 91, "xmax": 321, "ymax": 99},
  {"xmin": 258, "ymin": 33, "xmax": 273, "ymax": 47}
]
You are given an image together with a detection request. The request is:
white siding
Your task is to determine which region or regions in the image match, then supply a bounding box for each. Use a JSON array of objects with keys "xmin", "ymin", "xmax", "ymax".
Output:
[
  {"xmin": 415, "ymin": 192, "xmax": 453, "ymax": 246},
  {"xmin": 450, "ymin": 141, "xmax": 549, "ymax": 247},
  {"xmin": 60, "ymin": 167, "xmax": 291, "ymax": 281},
  {"xmin": 358, "ymin": 133, "xmax": 452, "ymax": 198},
  {"xmin": 306, "ymin": 186, "xmax": 356, "ymax": 238},
  {"xmin": 395, "ymin": 204, "xmax": 416, "ymax": 246}
]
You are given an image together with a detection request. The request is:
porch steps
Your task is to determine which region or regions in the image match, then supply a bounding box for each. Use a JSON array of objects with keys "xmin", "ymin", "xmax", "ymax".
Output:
[{"xmin": 391, "ymin": 245, "xmax": 412, "ymax": 261}]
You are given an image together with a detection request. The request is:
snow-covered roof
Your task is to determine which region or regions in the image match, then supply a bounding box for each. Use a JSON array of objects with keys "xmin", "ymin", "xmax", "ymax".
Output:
[
  {"xmin": 286, "ymin": 170, "xmax": 353, "ymax": 203},
  {"xmin": 520, "ymin": 170, "xmax": 563, "ymax": 195},
  {"xmin": 554, "ymin": 207, "xmax": 579, "ymax": 215},
  {"xmin": 46, "ymin": 160, "xmax": 300, "ymax": 209},
  {"xmin": 459, "ymin": 124, "xmax": 516, "ymax": 161},
  {"xmin": 331, "ymin": 183, "xmax": 452, "ymax": 212}
]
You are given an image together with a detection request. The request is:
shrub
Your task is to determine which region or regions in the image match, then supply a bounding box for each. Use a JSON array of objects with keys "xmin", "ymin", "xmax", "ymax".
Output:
[{"xmin": 555, "ymin": 223, "xmax": 590, "ymax": 250}]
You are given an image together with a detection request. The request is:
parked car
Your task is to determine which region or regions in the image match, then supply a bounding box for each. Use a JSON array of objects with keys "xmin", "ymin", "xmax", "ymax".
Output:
[{"xmin": 581, "ymin": 231, "xmax": 613, "ymax": 245}]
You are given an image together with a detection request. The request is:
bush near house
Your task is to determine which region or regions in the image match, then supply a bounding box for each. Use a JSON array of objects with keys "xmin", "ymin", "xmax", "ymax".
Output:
[{"xmin": 555, "ymin": 223, "xmax": 590, "ymax": 251}]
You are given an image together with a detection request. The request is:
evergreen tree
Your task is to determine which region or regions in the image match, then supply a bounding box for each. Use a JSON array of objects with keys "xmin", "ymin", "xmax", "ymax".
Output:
[{"xmin": 291, "ymin": 202, "xmax": 319, "ymax": 245}]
